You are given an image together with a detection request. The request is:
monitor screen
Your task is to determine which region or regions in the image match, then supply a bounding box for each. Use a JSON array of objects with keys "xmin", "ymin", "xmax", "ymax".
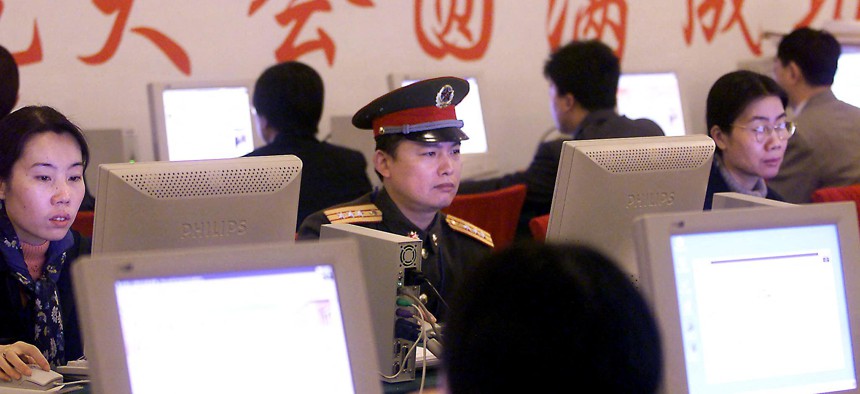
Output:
[
  {"xmin": 546, "ymin": 135, "xmax": 714, "ymax": 280},
  {"xmin": 833, "ymin": 50, "xmax": 860, "ymax": 109},
  {"xmin": 617, "ymin": 72, "xmax": 687, "ymax": 137},
  {"xmin": 634, "ymin": 202, "xmax": 860, "ymax": 394},
  {"xmin": 148, "ymin": 80, "xmax": 264, "ymax": 161},
  {"xmin": 73, "ymin": 239, "xmax": 382, "ymax": 394},
  {"xmin": 92, "ymin": 155, "xmax": 302, "ymax": 254}
]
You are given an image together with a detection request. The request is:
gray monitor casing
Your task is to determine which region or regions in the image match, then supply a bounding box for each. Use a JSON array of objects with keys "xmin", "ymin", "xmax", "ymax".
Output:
[
  {"xmin": 320, "ymin": 223, "xmax": 422, "ymax": 383},
  {"xmin": 546, "ymin": 135, "xmax": 714, "ymax": 280},
  {"xmin": 93, "ymin": 155, "xmax": 301, "ymax": 254}
]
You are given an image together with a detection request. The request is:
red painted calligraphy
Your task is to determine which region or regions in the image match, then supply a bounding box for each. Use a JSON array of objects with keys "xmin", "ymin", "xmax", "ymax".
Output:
[
  {"xmin": 0, "ymin": 1, "xmax": 43, "ymax": 65},
  {"xmin": 547, "ymin": 0, "xmax": 627, "ymax": 60},
  {"xmin": 683, "ymin": 0, "xmax": 762, "ymax": 55},
  {"xmin": 795, "ymin": 0, "xmax": 860, "ymax": 28},
  {"xmin": 250, "ymin": 0, "xmax": 373, "ymax": 65},
  {"xmin": 414, "ymin": 0, "xmax": 493, "ymax": 60},
  {"xmin": 80, "ymin": 0, "xmax": 190, "ymax": 75}
]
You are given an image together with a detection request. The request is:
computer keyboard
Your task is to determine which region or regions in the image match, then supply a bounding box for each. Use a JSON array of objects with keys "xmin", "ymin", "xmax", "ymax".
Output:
[{"xmin": 55, "ymin": 359, "xmax": 89, "ymax": 376}]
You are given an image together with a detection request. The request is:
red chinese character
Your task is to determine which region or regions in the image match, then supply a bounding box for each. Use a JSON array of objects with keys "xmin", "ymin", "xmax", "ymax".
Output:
[
  {"xmin": 0, "ymin": 1, "xmax": 44, "ymax": 65},
  {"xmin": 414, "ymin": 0, "xmax": 493, "ymax": 60},
  {"xmin": 251, "ymin": 0, "xmax": 372, "ymax": 65},
  {"xmin": 683, "ymin": 0, "xmax": 762, "ymax": 55},
  {"xmin": 795, "ymin": 0, "xmax": 860, "ymax": 28},
  {"xmin": 80, "ymin": 0, "xmax": 190, "ymax": 75},
  {"xmin": 547, "ymin": 0, "xmax": 627, "ymax": 60}
]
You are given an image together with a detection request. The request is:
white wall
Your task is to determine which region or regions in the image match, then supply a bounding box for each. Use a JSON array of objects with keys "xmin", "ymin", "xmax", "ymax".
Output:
[{"xmin": 0, "ymin": 0, "xmax": 852, "ymax": 173}]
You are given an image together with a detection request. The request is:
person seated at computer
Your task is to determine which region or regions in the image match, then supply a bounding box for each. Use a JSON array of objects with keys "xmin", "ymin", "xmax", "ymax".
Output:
[
  {"xmin": 442, "ymin": 242, "xmax": 663, "ymax": 393},
  {"xmin": 246, "ymin": 61, "xmax": 372, "ymax": 230},
  {"xmin": 457, "ymin": 39, "xmax": 663, "ymax": 238},
  {"xmin": 0, "ymin": 106, "xmax": 90, "ymax": 381},
  {"xmin": 298, "ymin": 77, "xmax": 493, "ymax": 317},
  {"xmin": 703, "ymin": 70, "xmax": 793, "ymax": 210},
  {"xmin": 1, "ymin": 45, "xmax": 20, "ymax": 119}
]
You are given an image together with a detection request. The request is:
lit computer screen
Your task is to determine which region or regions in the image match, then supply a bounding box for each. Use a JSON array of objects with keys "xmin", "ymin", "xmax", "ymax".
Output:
[
  {"xmin": 74, "ymin": 240, "xmax": 382, "ymax": 394},
  {"xmin": 148, "ymin": 80, "xmax": 263, "ymax": 161},
  {"xmin": 546, "ymin": 135, "xmax": 714, "ymax": 281},
  {"xmin": 92, "ymin": 155, "xmax": 302, "ymax": 254},
  {"xmin": 617, "ymin": 72, "xmax": 687, "ymax": 137},
  {"xmin": 833, "ymin": 50, "xmax": 860, "ymax": 108},
  {"xmin": 634, "ymin": 202, "xmax": 860, "ymax": 394}
]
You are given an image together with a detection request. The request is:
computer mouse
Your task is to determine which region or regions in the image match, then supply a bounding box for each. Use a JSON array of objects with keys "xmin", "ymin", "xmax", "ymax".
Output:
[{"xmin": 0, "ymin": 366, "xmax": 63, "ymax": 390}]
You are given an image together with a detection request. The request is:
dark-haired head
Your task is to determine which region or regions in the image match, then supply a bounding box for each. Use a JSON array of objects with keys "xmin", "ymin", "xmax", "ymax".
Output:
[
  {"xmin": 253, "ymin": 61, "xmax": 324, "ymax": 139},
  {"xmin": 543, "ymin": 40, "xmax": 620, "ymax": 111},
  {"xmin": 0, "ymin": 106, "xmax": 89, "ymax": 181},
  {"xmin": 706, "ymin": 70, "xmax": 788, "ymax": 155},
  {"xmin": 777, "ymin": 27, "xmax": 841, "ymax": 86},
  {"xmin": 443, "ymin": 242, "xmax": 663, "ymax": 393},
  {"xmin": 1, "ymin": 45, "xmax": 20, "ymax": 119}
]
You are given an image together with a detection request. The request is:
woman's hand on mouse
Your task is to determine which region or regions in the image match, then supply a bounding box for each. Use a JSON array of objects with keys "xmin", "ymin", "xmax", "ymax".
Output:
[{"xmin": 0, "ymin": 341, "xmax": 50, "ymax": 381}]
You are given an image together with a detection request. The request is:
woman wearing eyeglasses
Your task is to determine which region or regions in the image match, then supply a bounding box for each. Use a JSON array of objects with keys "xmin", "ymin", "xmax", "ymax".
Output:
[{"xmin": 703, "ymin": 70, "xmax": 795, "ymax": 210}]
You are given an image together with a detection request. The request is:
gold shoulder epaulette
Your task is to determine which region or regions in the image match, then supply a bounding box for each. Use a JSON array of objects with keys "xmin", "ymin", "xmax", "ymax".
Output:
[
  {"xmin": 445, "ymin": 214, "xmax": 494, "ymax": 248},
  {"xmin": 325, "ymin": 204, "xmax": 383, "ymax": 224}
]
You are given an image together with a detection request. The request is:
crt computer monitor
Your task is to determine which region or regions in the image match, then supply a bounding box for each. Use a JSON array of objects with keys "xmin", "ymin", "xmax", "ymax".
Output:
[
  {"xmin": 389, "ymin": 74, "xmax": 497, "ymax": 180},
  {"xmin": 711, "ymin": 192, "xmax": 797, "ymax": 210},
  {"xmin": 148, "ymin": 80, "xmax": 264, "ymax": 161},
  {"xmin": 617, "ymin": 72, "xmax": 687, "ymax": 137},
  {"xmin": 92, "ymin": 155, "xmax": 302, "ymax": 254},
  {"xmin": 833, "ymin": 48, "xmax": 860, "ymax": 109},
  {"xmin": 633, "ymin": 202, "xmax": 860, "ymax": 394},
  {"xmin": 73, "ymin": 239, "xmax": 382, "ymax": 394},
  {"xmin": 545, "ymin": 135, "xmax": 714, "ymax": 281}
]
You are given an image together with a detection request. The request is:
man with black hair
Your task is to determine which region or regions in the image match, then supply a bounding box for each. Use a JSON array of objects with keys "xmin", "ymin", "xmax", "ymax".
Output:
[
  {"xmin": 768, "ymin": 27, "xmax": 860, "ymax": 203},
  {"xmin": 458, "ymin": 40, "xmax": 663, "ymax": 237},
  {"xmin": 1, "ymin": 45, "xmax": 19, "ymax": 118},
  {"xmin": 246, "ymin": 61, "xmax": 371, "ymax": 229},
  {"xmin": 298, "ymin": 77, "xmax": 493, "ymax": 317}
]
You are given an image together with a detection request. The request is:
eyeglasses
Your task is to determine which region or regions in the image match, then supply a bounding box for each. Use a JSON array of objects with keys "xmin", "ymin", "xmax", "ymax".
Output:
[{"xmin": 731, "ymin": 121, "xmax": 796, "ymax": 143}]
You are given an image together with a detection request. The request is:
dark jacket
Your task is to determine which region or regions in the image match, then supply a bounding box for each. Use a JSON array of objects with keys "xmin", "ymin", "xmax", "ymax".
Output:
[
  {"xmin": 298, "ymin": 188, "xmax": 492, "ymax": 317},
  {"xmin": 703, "ymin": 160, "xmax": 784, "ymax": 210},
  {"xmin": 246, "ymin": 133, "xmax": 372, "ymax": 230}
]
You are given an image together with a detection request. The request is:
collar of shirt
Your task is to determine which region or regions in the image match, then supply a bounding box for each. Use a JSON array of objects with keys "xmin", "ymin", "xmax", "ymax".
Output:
[{"xmin": 571, "ymin": 108, "xmax": 618, "ymax": 139}]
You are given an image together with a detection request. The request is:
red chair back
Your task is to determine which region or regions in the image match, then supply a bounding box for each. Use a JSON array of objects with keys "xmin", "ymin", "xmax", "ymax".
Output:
[
  {"xmin": 529, "ymin": 214, "xmax": 550, "ymax": 243},
  {"xmin": 443, "ymin": 184, "xmax": 527, "ymax": 250},
  {"xmin": 71, "ymin": 210, "xmax": 95, "ymax": 238},
  {"xmin": 811, "ymin": 185, "xmax": 860, "ymax": 232}
]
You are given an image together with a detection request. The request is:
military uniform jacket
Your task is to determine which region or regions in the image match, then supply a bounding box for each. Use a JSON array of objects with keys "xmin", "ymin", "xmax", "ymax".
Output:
[{"xmin": 297, "ymin": 188, "xmax": 493, "ymax": 317}]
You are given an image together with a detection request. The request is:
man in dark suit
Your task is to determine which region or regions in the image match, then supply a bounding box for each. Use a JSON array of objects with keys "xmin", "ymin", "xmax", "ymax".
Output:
[
  {"xmin": 768, "ymin": 27, "xmax": 860, "ymax": 203},
  {"xmin": 458, "ymin": 40, "xmax": 663, "ymax": 237},
  {"xmin": 246, "ymin": 61, "xmax": 372, "ymax": 229}
]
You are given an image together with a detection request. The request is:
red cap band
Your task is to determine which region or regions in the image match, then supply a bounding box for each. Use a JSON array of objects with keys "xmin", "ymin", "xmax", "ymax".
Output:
[{"xmin": 373, "ymin": 105, "xmax": 457, "ymax": 138}]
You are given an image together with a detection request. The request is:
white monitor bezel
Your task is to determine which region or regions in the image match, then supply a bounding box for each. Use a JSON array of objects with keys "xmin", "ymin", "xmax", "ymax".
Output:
[
  {"xmin": 148, "ymin": 79, "xmax": 264, "ymax": 161},
  {"xmin": 633, "ymin": 202, "xmax": 860, "ymax": 393},
  {"xmin": 73, "ymin": 239, "xmax": 382, "ymax": 394}
]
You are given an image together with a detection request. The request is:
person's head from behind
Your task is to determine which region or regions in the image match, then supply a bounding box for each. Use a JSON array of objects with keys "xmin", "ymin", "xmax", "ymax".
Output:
[
  {"xmin": 543, "ymin": 40, "xmax": 619, "ymax": 133},
  {"xmin": 0, "ymin": 106, "xmax": 89, "ymax": 245},
  {"xmin": 707, "ymin": 71, "xmax": 791, "ymax": 189},
  {"xmin": 253, "ymin": 61, "xmax": 324, "ymax": 142},
  {"xmin": 443, "ymin": 242, "xmax": 662, "ymax": 393},
  {"xmin": 774, "ymin": 27, "xmax": 841, "ymax": 90},
  {"xmin": 353, "ymin": 77, "xmax": 469, "ymax": 224},
  {"xmin": 1, "ymin": 45, "xmax": 20, "ymax": 119}
]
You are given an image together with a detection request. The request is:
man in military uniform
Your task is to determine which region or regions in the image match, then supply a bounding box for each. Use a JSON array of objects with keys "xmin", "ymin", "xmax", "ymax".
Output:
[{"xmin": 298, "ymin": 77, "xmax": 493, "ymax": 317}]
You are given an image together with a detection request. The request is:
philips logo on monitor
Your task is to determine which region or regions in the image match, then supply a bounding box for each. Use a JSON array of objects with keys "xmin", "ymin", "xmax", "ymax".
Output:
[
  {"xmin": 627, "ymin": 191, "xmax": 675, "ymax": 209},
  {"xmin": 181, "ymin": 220, "xmax": 248, "ymax": 239}
]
